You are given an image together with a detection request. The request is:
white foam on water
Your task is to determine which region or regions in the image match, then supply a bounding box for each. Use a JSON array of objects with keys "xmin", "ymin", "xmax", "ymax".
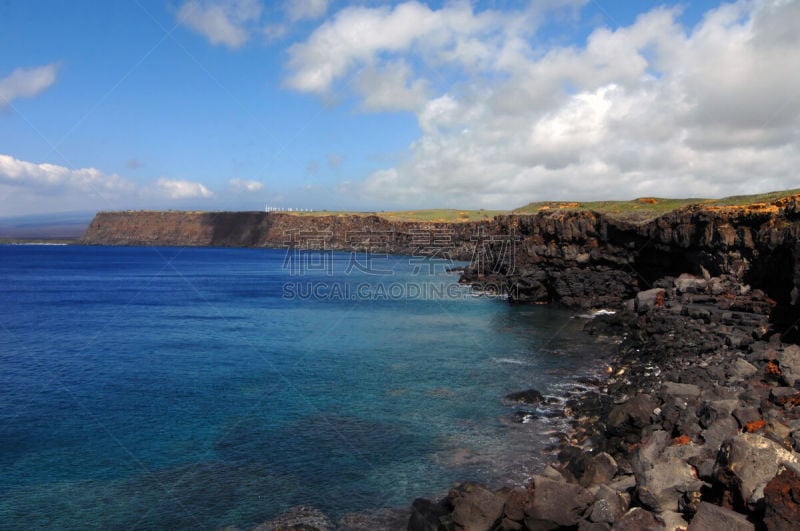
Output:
[{"xmin": 490, "ymin": 357, "xmax": 532, "ymax": 366}]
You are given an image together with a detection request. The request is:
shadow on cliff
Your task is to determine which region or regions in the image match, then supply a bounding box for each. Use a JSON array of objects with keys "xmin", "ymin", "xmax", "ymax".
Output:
[{"xmin": 206, "ymin": 212, "xmax": 275, "ymax": 247}]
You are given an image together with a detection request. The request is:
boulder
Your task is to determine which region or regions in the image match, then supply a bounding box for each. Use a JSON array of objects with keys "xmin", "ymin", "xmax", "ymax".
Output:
[
  {"xmin": 608, "ymin": 394, "xmax": 658, "ymax": 441},
  {"xmin": 697, "ymin": 400, "xmax": 739, "ymax": 430},
  {"xmin": 777, "ymin": 345, "xmax": 800, "ymax": 387},
  {"xmin": 407, "ymin": 498, "xmax": 451, "ymax": 531},
  {"xmin": 610, "ymin": 508, "xmax": 664, "ymax": 530},
  {"xmin": 662, "ymin": 382, "xmax": 702, "ymax": 401},
  {"xmin": 728, "ymin": 358, "xmax": 758, "ymax": 381},
  {"xmin": 501, "ymin": 487, "xmax": 531, "ymax": 523},
  {"xmin": 687, "ymin": 449, "xmax": 721, "ymax": 482},
  {"xmin": 636, "ymin": 288, "xmax": 666, "ymax": 313},
  {"xmin": 636, "ymin": 458, "xmax": 704, "ymax": 513},
  {"xmin": 497, "ymin": 518, "xmax": 524, "ymax": 531},
  {"xmin": 792, "ymin": 431, "xmax": 800, "ymax": 452},
  {"xmin": 524, "ymin": 475, "xmax": 594, "ymax": 529},
  {"xmin": 769, "ymin": 387, "xmax": 800, "ymax": 407},
  {"xmin": 732, "ymin": 407, "xmax": 762, "ymax": 430},
  {"xmin": 584, "ymin": 453, "xmax": 619, "ymax": 488},
  {"xmin": 675, "ymin": 274, "xmax": 708, "ymax": 294},
  {"xmin": 503, "ymin": 389, "xmax": 544, "ymax": 405},
  {"xmin": 657, "ymin": 510, "xmax": 687, "ymax": 531},
  {"xmin": 589, "ymin": 485, "xmax": 628, "ymax": 524},
  {"xmin": 540, "ymin": 465, "xmax": 565, "ymax": 483},
  {"xmin": 713, "ymin": 433, "xmax": 799, "ymax": 511},
  {"xmin": 763, "ymin": 467, "xmax": 800, "ymax": 531},
  {"xmin": 448, "ymin": 483, "xmax": 505, "ymax": 531},
  {"xmin": 686, "ymin": 502, "xmax": 753, "ymax": 531},
  {"xmin": 701, "ymin": 417, "xmax": 740, "ymax": 452},
  {"xmin": 609, "ymin": 474, "xmax": 637, "ymax": 493}
]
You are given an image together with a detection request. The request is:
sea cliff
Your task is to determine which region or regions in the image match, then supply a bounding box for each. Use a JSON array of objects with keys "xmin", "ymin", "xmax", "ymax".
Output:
[{"xmin": 80, "ymin": 210, "xmax": 485, "ymax": 261}]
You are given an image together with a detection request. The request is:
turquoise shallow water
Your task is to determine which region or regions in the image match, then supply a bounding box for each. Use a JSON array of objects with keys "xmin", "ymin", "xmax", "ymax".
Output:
[{"xmin": 0, "ymin": 245, "xmax": 599, "ymax": 529}]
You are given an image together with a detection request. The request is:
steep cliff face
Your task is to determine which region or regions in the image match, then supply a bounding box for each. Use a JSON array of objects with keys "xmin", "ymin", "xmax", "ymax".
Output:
[
  {"xmin": 462, "ymin": 196, "xmax": 800, "ymax": 336},
  {"xmin": 80, "ymin": 200, "xmax": 800, "ymax": 334},
  {"xmin": 80, "ymin": 211, "xmax": 486, "ymax": 261}
]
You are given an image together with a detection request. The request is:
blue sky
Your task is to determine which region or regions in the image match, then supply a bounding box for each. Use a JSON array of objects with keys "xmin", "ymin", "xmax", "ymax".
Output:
[{"xmin": 1, "ymin": 0, "xmax": 798, "ymax": 216}]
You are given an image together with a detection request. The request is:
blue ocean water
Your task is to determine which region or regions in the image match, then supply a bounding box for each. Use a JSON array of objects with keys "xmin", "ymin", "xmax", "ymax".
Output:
[{"xmin": 0, "ymin": 245, "xmax": 599, "ymax": 529}]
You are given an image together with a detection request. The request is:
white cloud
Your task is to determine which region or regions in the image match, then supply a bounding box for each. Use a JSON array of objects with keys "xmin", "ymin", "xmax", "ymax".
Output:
[
  {"xmin": 229, "ymin": 177, "xmax": 263, "ymax": 191},
  {"xmin": 0, "ymin": 64, "xmax": 60, "ymax": 107},
  {"xmin": 284, "ymin": 1, "xmax": 522, "ymax": 94},
  {"xmin": 286, "ymin": 0, "xmax": 329, "ymax": 22},
  {"xmin": 283, "ymin": 0, "xmax": 800, "ymax": 208},
  {"xmin": 177, "ymin": 0, "xmax": 263, "ymax": 49},
  {"xmin": 156, "ymin": 178, "xmax": 214, "ymax": 199},
  {"xmin": 0, "ymin": 153, "xmax": 134, "ymax": 194},
  {"xmin": 0, "ymin": 153, "xmax": 221, "ymax": 215},
  {"xmin": 355, "ymin": 60, "xmax": 429, "ymax": 112}
]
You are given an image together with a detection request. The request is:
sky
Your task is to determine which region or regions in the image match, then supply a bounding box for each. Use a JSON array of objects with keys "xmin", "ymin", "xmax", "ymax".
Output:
[{"xmin": 0, "ymin": 0, "xmax": 798, "ymax": 216}]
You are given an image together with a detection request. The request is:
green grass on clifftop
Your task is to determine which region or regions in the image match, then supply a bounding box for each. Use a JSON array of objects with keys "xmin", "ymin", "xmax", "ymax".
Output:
[
  {"xmin": 512, "ymin": 188, "xmax": 800, "ymax": 220},
  {"xmin": 275, "ymin": 189, "xmax": 800, "ymax": 223}
]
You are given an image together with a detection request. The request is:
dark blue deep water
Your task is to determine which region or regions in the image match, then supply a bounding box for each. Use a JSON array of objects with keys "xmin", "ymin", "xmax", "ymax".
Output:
[{"xmin": 0, "ymin": 245, "xmax": 599, "ymax": 529}]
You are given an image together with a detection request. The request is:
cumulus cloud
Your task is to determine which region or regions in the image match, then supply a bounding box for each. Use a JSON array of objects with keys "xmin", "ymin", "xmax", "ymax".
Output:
[
  {"xmin": 229, "ymin": 177, "xmax": 263, "ymax": 192},
  {"xmin": 0, "ymin": 64, "xmax": 60, "ymax": 107},
  {"xmin": 286, "ymin": 0, "xmax": 329, "ymax": 22},
  {"xmin": 355, "ymin": 60, "xmax": 429, "ymax": 112},
  {"xmin": 156, "ymin": 178, "xmax": 214, "ymax": 199},
  {"xmin": 284, "ymin": 1, "xmax": 517, "ymax": 94},
  {"xmin": 288, "ymin": 0, "xmax": 800, "ymax": 207},
  {"xmin": 0, "ymin": 153, "xmax": 134, "ymax": 195},
  {"xmin": 0, "ymin": 153, "xmax": 221, "ymax": 214},
  {"xmin": 177, "ymin": 0, "xmax": 263, "ymax": 48}
]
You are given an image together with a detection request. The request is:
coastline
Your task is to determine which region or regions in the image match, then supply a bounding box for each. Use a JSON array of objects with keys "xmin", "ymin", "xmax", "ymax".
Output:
[{"xmin": 63, "ymin": 194, "xmax": 800, "ymax": 529}]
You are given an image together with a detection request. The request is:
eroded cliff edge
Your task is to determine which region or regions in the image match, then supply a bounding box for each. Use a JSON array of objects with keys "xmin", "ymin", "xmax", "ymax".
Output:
[{"xmin": 462, "ymin": 195, "xmax": 800, "ymax": 339}]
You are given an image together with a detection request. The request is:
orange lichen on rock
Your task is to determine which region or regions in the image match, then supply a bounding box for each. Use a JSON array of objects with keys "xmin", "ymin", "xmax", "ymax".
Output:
[
  {"xmin": 702, "ymin": 202, "xmax": 780, "ymax": 214},
  {"xmin": 654, "ymin": 291, "xmax": 665, "ymax": 307},
  {"xmin": 637, "ymin": 197, "xmax": 658, "ymax": 204},
  {"xmin": 744, "ymin": 419, "xmax": 767, "ymax": 433},
  {"xmin": 671, "ymin": 435, "xmax": 691, "ymax": 446},
  {"xmin": 778, "ymin": 392, "xmax": 800, "ymax": 407},
  {"xmin": 765, "ymin": 361, "xmax": 782, "ymax": 378}
]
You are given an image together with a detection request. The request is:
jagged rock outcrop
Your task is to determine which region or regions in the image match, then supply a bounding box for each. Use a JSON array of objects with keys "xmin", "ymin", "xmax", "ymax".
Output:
[{"xmin": 461, "ymin": 196, "xmax": 800, "ymax": 339}]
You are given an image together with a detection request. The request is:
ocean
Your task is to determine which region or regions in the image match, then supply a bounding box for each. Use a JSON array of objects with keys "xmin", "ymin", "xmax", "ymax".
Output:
[{"xmin": 0, "ymin": 245, "xmax": 600, "ymax": 529}]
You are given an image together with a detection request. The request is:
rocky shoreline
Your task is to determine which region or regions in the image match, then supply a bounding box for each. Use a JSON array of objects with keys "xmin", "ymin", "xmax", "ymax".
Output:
[
  {"xmin": 401, "ymin": 197, "xmax": 800, "ymax": 530},
  {"xmin": 406, "ymin": 272, "xmax": 800, "ymax": 531},
  {"xmin": 242, "ymin": 271, "xmax": 800, "ymax": 530}
]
